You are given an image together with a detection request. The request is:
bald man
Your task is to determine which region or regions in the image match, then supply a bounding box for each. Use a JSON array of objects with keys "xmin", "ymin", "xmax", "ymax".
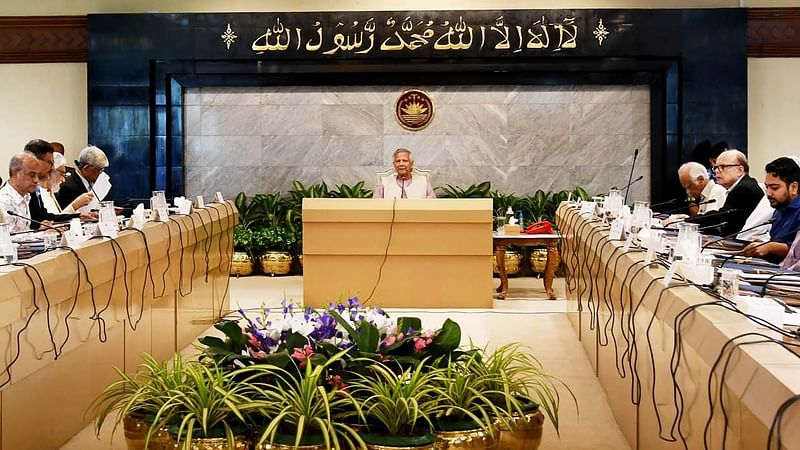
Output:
[{"xmin": 686, "ymin": 149, "xmax": 764, "ymax": 236}]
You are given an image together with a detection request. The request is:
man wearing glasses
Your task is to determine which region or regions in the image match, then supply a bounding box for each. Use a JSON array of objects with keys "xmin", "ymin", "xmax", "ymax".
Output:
[
  {"xmin": 57, "ymin": 145, "xmax": 109, "ymax": 210},
  {"xmin": 687, "ymin": 149, "xmax": 764, "ymax": 236}
]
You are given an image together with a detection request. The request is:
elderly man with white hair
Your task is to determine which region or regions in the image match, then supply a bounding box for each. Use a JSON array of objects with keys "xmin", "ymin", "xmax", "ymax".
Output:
[
  {"xmin": 679, "ymin": 161, "xmax": 727, "ymax": 216},
  {"xmin": 56, "ymin": 145, "xmax": 109, "ymax": 210},
  {"xmin": 686, "ymin": 149, "xmax": 764, "ymax": 236}
]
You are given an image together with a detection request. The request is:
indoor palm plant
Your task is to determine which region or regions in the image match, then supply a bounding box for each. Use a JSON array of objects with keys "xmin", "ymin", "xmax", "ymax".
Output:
[{"xmin": 347, "ymin": 360, "xmax": 443, "ymax": 449}]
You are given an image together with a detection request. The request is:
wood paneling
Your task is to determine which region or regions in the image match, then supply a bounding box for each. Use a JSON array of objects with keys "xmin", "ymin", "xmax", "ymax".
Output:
[
  {"xmin": 0, "ymin": 16, "xmax": 86, "ymax": 63},
  {"xmin": 747, "ymin": 8, "xmax": 800, "ymax": 57}
]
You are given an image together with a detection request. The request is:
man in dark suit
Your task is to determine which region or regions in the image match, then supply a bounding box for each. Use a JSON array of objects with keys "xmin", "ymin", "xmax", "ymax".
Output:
[
  {"xmin": 57, "ymin": 145, "xmax": 109, "ymax": 210},
  {"xmin": 686, "ymin": 149, "xmax": 764, "ymax": 236},
  {"xmin": 23, "ymin": 139, "xmax": 88, "ymax": 229}
]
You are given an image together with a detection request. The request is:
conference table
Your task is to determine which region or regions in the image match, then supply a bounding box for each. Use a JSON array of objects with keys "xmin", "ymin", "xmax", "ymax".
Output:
[
  {"xmin": 0, "ymin": 202, "xmax": 235, "ymax": 450},
  {"xmin": 557, "ymin": 203, "xmax": 800, "ymax": 450}
]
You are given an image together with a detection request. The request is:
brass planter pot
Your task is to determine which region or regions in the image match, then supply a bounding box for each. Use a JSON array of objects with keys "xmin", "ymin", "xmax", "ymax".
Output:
[
  {"xmin": 256, "ymin": 442, "xmax": 326, "ymax": 450},
  {"xmin": 174, "ymin": 436, "xmax": 249, "ymax": 449},
  {"xmin": 529, "ymin": 248, "xmax": 548, "ymax": 273},
  {"xmin": 231, "ymin": 251, "xmax": 254, "ymax": 277},
  {"xmin": 493, "ymin": 250, "xmax": 523, "ymax": 276},
  {"xmin": 366, "ymin": 444, "xmax": 437, "ymax": 450},
  {"xmin": 434, "ymin": 424, "xmax": 500, "ymax": 449},
  {"xmin": 260, "ymin": 251, "xmax": 292, "ymax": 275},
  {"xmin": 498, "ymin": 409, "xmax": 544, "ymax": 450},
  {"xmin": 122, "ymin": 415, "xmax": 173, "ymax": 450}
]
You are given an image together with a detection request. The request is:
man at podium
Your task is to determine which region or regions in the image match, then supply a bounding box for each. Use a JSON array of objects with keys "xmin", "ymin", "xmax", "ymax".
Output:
[{"xmin": 373, "ymin": 148, "xmax": 436, "ymax": 199}]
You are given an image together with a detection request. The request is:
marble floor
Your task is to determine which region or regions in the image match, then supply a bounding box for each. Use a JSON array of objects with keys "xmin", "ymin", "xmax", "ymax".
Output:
[{"xmin": 61, "ymin": 275, "xmax": 631, "ymax": 450}]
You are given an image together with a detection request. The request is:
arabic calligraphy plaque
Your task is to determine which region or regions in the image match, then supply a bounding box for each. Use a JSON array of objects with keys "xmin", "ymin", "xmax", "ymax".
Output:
[{"xmin": 395, "ymin": 89, "xmax": 435, "ymax": 131}]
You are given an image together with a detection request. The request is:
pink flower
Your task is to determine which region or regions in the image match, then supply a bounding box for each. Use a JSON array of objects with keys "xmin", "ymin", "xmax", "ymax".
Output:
[
  {"xmin": 381, "ymin": 335, "xmax": 397, "ymax": 347},
  {"xmin": 291, "ymin": 344, "xmax": 315, "ymax": 368},
  {"xmin": 248, "ymin": 334, "xmax": 259, "ymax": 347},
  {"xmin": 413, "ymin": 337, "xmax": 428, "ymax": 353},
  {"xmin": 328, "ymin": 374, "xmax": 349, "ymax": 392}
]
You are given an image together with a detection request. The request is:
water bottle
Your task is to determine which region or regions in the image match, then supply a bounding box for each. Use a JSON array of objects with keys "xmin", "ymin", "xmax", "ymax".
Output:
[{"xmin": 516, "ymin": 210, "xmax": 524, "ymax": 227}]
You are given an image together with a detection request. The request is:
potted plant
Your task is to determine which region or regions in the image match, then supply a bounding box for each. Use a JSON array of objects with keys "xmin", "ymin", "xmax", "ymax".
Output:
[
  {"xmin": 145, "ymin": 357, "xmax": 263, "ymax": 450},
  {"xmin": 472, "ymin": 343, "xmax": 576, "ymax": 450},
  {"xmin": 253, "ymin": 226, "xmax": 296, "ymax": 275},
  {"xmin": 92, "ymin": 353, "xmax": 181, "ymax": 450},
  {"xmin": 232, "ymin": 225, "xmax": 256, "ymax": 276},
  {"xmin": 348, "ymin": 360, "xmax": 443, "ymax": 449},
  {"xmin": 243, "ymin": 350, "xmax": 366, "ymax": 450},
  {"xmin": 431, "ymin": 351, "xmax": 510, "ymax": 450}
]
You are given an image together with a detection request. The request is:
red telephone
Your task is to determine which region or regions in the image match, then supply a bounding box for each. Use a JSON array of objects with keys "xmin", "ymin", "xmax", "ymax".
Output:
[{"xmin": 524, "ymin": 221, "xmax": 554, "ymax": 235}]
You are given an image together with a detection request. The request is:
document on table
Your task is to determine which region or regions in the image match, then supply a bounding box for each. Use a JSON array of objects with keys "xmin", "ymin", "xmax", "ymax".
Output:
[{"xmin": 77, "ymin": 172, "xmax": 112, "ymax": 213}]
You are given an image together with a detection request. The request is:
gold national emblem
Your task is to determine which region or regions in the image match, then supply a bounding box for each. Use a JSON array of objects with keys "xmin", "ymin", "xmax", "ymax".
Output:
[{"xmin": 395, "ymin": 89, "xmax": 435, "ymax": 131}]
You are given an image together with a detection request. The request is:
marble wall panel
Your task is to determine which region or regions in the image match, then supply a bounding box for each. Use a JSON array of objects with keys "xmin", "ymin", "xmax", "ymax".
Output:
[
  {"xmin": 322, "ymin": 104, "xmax": 383, "ymax": 136},
  {"xmin": 185, "ymin": 85, "xmax": 652, "ymax": 202},
  {"xmin": 199, "ymin": 105, "xmax": 261, "ymax": 136}
]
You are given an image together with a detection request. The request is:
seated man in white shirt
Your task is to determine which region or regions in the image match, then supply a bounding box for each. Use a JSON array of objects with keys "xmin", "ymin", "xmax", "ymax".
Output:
[
  {"xmin": 0, "ymin": 153, "xmax": 43, "ymax": 232},
  {"xmin": 662, "ymin": 161, "xmax": 726, "ymax": 225},
  {"xmin": 373, "ymin": 148, "xmax": 436, "ymax": 199},
  {"xmin": 679, "ymin": 162, "xmax": 727, "ymax": 216}
]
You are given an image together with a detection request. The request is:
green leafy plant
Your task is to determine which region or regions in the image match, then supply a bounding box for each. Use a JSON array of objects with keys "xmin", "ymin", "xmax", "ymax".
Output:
[
  {"xmin": 234, "ymin": 192, "xmax": 266, "ymax": 228},
  {"xmin": 252, "ymin": 192, "xmax": 295, "ymax": 230},
  {"xmin": 491, "ymin": 190, "xmax": 521, "ymax": 219},
  {"xmin": 348, "ymin": 359, "xmax": 443, "ymax": 443},
  {"xmin": 146, "ymin": 358, "xmax": 266, "ymax": 449},
  {"xmin": 433, "ymin": 351, "xmax": 513, "ymax": 435},
  {"xmin": 242, "ymin": 350, "xmax": 366, "ymax": 449},
  {"xmin": 233, "ymin": 225, "xmax": 255, "ymax": 254},
  {"xmin": 252, "ymin": 226, "xmax": 296, "ymax": 253},
  {"xmin": 330, "ymin": 180, "xmax": 373, "ymax": 198},
  {"xmin": 435, "ymin": 181, "xmax": 491, "ymax": 198},
  {"xmin": 470, "ymin": 343, "xmax": 576, "ymax": 434}
]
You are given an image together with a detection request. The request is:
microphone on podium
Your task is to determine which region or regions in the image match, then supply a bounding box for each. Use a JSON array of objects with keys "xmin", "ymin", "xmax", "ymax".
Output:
[{"xmin": 5, "ymin": 210, "xmax": 64, "ymax": 235}]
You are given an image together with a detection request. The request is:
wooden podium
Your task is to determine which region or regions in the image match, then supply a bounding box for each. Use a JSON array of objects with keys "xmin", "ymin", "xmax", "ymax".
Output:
[{"xmin": 302, "ymin": 198, "xmax": 493, "ymax": 308}]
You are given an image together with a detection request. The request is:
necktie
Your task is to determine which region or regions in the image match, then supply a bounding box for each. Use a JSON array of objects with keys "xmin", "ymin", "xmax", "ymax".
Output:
[{"xmin": 401, "ymin": 179, "xmax": 407, "ymax": 199}]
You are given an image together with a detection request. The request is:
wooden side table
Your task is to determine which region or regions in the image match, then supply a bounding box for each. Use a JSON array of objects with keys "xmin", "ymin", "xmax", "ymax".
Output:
[{"xmin": 493, "ymin": 233, "xmax": 561, "ymax": 300}]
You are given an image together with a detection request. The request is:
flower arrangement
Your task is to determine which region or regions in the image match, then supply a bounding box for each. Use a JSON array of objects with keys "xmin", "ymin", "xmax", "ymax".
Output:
[
  {"xmin": 97, "ymin": 297, "xmax": 572, "ymax": 449},
  {"xmin": 199, "ymin": 297, "xmax": 462, "ymax": 375}
]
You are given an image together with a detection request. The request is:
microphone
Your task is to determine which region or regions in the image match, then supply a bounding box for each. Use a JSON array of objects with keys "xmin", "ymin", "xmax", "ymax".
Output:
[
  {"xmin": 5, "ymin": 210, "xmax": 64, "ymax": 235},
  {"xmin": 698, "ymin": 221, "xmax": 726, "ymax": 233},
  {"xmin": 718, "ymin": 222, "xmax": 800, "ymax": 267},
  {"xmin": 701, "ymin": 218, "xmax": 776, "ymax": 251},
  {"xmin": 619, "ymin": 175, "xmax": 644, "ymax": 193},
  {"xmin": 650, "ymin": 198, "xmax": 680, "ymax": 211},
  {"xmin": 662, "ymin": 198, "xmax": 717, "ymax": 215},
  {"xmin": 624, "ymin": 148, "xmax": 639, "ymax": 205}
]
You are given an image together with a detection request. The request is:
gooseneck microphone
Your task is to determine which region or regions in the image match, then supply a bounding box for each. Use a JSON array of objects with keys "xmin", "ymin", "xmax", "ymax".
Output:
[
  {"xmin": 650, "ymin": 198, "xmax": 680, "ymax": 211},
  {"xmin": 5, "ymin": 210, "xmax": 64, "ymax": 235},
  {"xmin": 662, "ymin": 198, "xmax": 717, "ymax": 215},
  {"xmin": 701, "ymin": 218, "xmax": 776, "ymax": 251},
  {"xmin": 624, "ymin": 148, "xmax": 639, "ymax": 205},
  {"xmin": 620, "ymin": 175, "xmax": 644, "ymax": 194}
]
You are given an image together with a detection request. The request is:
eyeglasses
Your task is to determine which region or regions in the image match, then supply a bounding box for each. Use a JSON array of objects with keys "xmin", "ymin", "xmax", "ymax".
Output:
[{"xmin": 712, "ymin": 164, "xmax": 741, "ymax": 172}]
